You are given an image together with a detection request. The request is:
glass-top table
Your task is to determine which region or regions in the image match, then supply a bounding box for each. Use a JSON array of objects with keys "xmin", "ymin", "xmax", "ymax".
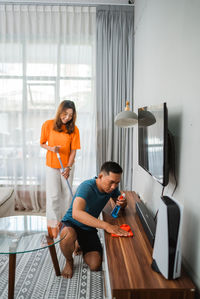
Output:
[{"xmin": 0, "ymin": 215, "xmax": 64, "ymax": 299}]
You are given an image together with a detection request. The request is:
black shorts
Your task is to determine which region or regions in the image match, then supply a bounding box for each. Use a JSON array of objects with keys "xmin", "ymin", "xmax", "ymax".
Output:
[{"xmin": 62, "ymin": 220, "xmax": 103, "ymax": 256}]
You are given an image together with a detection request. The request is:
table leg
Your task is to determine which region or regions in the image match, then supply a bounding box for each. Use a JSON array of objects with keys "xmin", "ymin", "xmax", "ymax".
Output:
[
  {"xmin": 8, "ymin": 253, "xmax": 16, "ymax": 299},
  {"xmin": 46, "ymin": 237, "xmax": 61, "ymax": 276}
]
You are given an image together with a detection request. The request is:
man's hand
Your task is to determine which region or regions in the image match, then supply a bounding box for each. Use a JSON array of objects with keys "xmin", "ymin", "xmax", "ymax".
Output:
[
  {"xmin": 72, "ymin": 197, "xmax": 128, "ymax": 234},
  {"xmin": 116, "ymin": 194, "xmax": 127, "ymax": 209},
  {"xmin": 104, "ymin": 223, "xmax": 130, "ymax": 236}
]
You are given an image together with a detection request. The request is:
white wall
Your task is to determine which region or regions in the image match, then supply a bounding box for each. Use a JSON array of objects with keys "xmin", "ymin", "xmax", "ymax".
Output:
[{"xmin": 133, "ymin": 0, "xmax": 200, "ymax": 291}]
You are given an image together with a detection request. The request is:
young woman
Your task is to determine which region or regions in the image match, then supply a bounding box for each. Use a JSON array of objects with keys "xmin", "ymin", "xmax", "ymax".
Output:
[{"xmin": 40, "ymin": 100, "xmax": 81, "ymax": 232}]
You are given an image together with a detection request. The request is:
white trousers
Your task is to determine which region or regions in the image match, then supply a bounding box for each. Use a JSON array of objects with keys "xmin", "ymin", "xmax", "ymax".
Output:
[{"xmin": 46, "ymin": 165, "xmax": 74, "ymax": 222}]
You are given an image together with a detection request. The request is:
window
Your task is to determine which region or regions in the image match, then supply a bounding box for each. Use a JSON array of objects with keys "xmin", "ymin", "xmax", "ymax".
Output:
[{"xmin": 0, "ymin": 43, "xmax": 96, "ymax": 185}]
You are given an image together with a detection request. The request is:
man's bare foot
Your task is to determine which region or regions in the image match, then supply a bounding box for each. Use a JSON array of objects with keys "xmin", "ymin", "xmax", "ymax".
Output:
[
  {"xmin": 61, "ymin": 259, "xmax": 73, "ymax": 278},
  {"xmin": 74, "ymin": 240, "xmax": 82, "ymax": 256}
]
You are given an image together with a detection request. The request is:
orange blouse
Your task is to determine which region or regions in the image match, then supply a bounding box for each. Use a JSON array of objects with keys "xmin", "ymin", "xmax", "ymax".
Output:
[{"xmin": 40, "ymin": 119, "xmax": 81, "ymax": 168}]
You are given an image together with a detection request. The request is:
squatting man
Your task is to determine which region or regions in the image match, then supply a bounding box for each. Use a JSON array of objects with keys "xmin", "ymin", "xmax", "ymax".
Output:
[{"xmin": 60, "ymin": 161, "xmax": 130, "ymax": 278}]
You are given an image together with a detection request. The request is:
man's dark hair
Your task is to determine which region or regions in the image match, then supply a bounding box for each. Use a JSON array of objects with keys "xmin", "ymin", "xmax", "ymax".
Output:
[{"xmin": 100, "ymin": 161, "xmax": 123, "ymax": 175}]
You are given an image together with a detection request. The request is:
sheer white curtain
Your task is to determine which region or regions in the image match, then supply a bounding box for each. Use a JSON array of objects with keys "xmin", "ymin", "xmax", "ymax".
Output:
[{"xmin": 0, "ymin": 4, "xmax": 96, "ymax": 211}]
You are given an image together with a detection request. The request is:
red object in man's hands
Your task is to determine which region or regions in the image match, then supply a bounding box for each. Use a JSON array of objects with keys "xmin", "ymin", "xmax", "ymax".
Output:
[{"xmin": 111, "ymin": 224, "xmax": 133, "ymax": 237}]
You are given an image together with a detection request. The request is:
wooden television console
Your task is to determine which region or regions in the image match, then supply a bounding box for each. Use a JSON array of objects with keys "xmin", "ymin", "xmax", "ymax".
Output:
[{"xmin": 101, "ymin": 191, "xmax": 196, "ymax": 299}]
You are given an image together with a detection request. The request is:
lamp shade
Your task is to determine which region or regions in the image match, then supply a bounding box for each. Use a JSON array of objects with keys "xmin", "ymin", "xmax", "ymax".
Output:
[
  {"xmin": 114, "ymin": 101, "xmax": 138, "ymax": 128},
  {"xmin": 138, "ymin": 109, "xmax": 156, "ymax": 127}
]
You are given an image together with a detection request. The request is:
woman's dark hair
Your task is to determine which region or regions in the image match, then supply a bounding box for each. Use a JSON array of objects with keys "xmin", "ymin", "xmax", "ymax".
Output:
[
  {"xmin": 100, "ymin": 161, "xmax": 123, "ymax": 175},
  {"xmin": 53, "ymin": 100, "xmax": 76, "ymax": 134}
]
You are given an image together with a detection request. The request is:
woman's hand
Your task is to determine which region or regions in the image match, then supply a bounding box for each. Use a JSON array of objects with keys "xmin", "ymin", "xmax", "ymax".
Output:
[
  {"xmin": 40, "ymin": 143, "xmax": 61, "ymax": 153},
  {"xmin": 61, "ymin": 167, "xmax": 71, "ymax": 179},
  {"xmin": 51, "ymin": 146, "xmax": 61, "ymax": 153}
]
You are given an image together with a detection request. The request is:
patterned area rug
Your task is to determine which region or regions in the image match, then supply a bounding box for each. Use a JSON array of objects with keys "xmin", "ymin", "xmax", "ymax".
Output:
[{"xmin": 0, "ymin": 236, "xmax": 104, "ymax": 299}]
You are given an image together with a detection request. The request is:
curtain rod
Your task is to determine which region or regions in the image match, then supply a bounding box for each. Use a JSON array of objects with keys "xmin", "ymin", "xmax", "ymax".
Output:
[{"xmin": 0, "ymin": 1, "xmax": 134, "ymax": 7}]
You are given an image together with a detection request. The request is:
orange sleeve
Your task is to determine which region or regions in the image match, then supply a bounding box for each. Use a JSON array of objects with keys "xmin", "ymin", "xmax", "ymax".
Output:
[
  {"xmin": 40, "ymin": 121, "xmax": 49, "ymax": 144},
  {"xmin": 71, "ymin": 126, "xmax": 81, "ymax": 150}
]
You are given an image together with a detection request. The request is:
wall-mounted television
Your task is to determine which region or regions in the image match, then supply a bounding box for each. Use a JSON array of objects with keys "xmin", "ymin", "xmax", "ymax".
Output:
[{"xmin": 138, "ymin": 102, "xmax": 169, "ymax": 186}]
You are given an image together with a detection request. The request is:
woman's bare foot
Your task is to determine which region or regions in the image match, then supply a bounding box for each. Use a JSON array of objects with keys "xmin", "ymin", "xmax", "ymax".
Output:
[
  {"xmin": 47, "ymin": 226, "xmax": 59, "ymax": 239},
  {"xmin": 73, "ymin": 240, "xmax": 82, "ymax": 256},
  {"xmin": 61, "ymin": 259, "xmax": 74, "ymax": 278},
  {"xmin": 47, "ymin": 221, "xmax": 61, "ymax": 239}
]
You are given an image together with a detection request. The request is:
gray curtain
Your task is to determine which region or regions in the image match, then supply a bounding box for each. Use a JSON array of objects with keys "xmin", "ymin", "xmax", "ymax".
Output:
[{"xmin": 96, "ymin": 6, "xmax": 134, "ymax": 190}]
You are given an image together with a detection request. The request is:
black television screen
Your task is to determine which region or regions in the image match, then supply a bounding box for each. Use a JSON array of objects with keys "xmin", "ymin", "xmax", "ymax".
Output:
[{"xmin": 138, "ymin": 102, "xmax": 169, "ymax": 186}]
